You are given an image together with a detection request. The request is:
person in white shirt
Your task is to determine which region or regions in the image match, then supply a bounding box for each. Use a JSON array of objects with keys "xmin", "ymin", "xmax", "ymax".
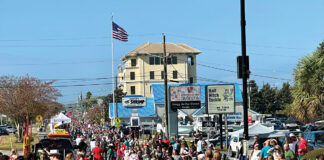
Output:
[
  {"xmin": 75, "ymin": 135, "xmax": 82, "ymax": 146},
  {"xmin": 197, "ymin": 136, "xmax": 203, "ymax": 154},
  {"xmin": 90, "ymin": 138, "xmax": 97, "ymax": 151},
  {"xmin": 288, "ymin": 133, "xmax": 297, "ymax": 154},
  {"xmin": 250, "ymin": 144, "xmax": 261, "ymax": 160}
]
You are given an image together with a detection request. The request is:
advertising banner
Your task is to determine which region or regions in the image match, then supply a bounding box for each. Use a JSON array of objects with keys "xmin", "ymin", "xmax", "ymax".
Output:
[
  {"xmin": 206, "ymin": 84, "xmax": 235, "ymax": 114},
  {"xmin": 122, "ymin": 97, "xmax": 146, "ymax": 107},
  {"xmin": 170, "ymin": 85, "xmax": 201, "ymax": 109}
]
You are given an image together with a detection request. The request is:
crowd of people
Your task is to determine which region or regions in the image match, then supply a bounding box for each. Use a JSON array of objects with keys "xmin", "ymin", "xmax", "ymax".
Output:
[
  {"xmin": 0, "ymin": 120, "xmax": 324, "ymax": 160},
  {"xmin": 249, "ymin": 133, "xmax": 321, "ymax": 160},
  {"xmin": 69, "ymin": 122, "xmax": 224, "ymax": 160}
]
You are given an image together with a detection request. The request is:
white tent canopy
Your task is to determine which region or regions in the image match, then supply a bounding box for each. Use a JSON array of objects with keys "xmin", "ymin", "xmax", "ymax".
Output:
[
  {"xmin": 50, "ymin": 113, "xmax": 71, "ymax": 124},
  {"xmin": 230, "ymin": 122, "xmax": 274, "ymax": 138}
]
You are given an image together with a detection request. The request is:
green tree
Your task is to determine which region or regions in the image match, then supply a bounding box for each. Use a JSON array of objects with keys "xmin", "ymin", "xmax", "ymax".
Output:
[
  {"xmin": 290, "ymin": 42, "xmax": 324, "ymax": 123},
  {"xmin": 86, "ymin": 91, "xmax": 92, "ymax": 100},
  {"xmin": 100, "ymin": 87, "xmax": 126, "ymax": 120},
  {"xmin": 259, "ymin": 83, "xmax": 278, "ymax": 114},
  {"xmin": 249, "ymin": 80, "xmax": 263, "ymax": 113},
  {"xmin": 276, "ymin": 82, "xmax": 292, "ymax": 113}
]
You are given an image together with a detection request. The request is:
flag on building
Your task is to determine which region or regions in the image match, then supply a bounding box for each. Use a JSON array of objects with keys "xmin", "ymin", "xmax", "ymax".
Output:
[{"xmin": 112, "ymin": 22, "xmax": 128, "ymax": 42}]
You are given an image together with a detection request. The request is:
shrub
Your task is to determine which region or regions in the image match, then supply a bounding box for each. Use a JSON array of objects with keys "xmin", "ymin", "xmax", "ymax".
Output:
[{"xmin": 301, "ymin": 148, "xmax": 324, "ymax": 160}]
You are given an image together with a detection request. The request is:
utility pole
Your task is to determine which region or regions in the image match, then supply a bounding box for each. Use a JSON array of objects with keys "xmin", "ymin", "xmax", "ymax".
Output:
[
  {"xmin": 163, "ymin": 34, "xmax": 169, "ymax": 138},
  {"xmin": 240, "ymin": 0, "xmax": 249, "ymax": 142}
]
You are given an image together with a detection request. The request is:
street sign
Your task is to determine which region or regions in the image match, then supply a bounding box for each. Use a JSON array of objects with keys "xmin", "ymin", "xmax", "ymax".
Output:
[
  {"xmin": 170, "ymin": 86, "xmax": 201, "ymax": 109},
  {"xmin": 206, "ymin": 84, "xmax": 235, "ymax": 114},
  {"xmin": 202, "ymin": 121, "xmax": 216, "ymax": 128},
  {"xmin": 35, "ymin": 115, "xmax": 43, "ymax": 122},
  {"xmin": 202, "ymin": 121, "xmax": 217, "ymax": 131},
  {"xmin": 115, "ymin": 118, "xmax": 121, "ymax": 124}
]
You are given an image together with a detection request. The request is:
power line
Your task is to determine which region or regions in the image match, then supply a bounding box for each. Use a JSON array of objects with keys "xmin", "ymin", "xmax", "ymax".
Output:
[{"xmin": 166, "ymin": 33, "xmax": 312, "ymax": 51}]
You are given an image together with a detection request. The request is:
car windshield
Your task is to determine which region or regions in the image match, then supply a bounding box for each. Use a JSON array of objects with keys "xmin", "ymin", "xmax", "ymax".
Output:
[{"xmin": 315, "ymin": 133, "xmax": 324, "ymax": 144}]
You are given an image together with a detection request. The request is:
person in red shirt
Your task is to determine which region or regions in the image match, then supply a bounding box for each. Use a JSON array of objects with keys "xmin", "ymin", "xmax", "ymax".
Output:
[
  {"xmin": 92, "ymin": 142, "xmax": 103, "ymax": 160},
  {"xmin": 298, "ymin": 133, "xmax": 308, "ymax": 160}
]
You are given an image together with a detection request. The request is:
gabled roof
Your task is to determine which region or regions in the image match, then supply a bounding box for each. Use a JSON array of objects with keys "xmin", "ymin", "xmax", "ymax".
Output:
[
  {"xmin": 121, "ymin": 42, "xmax": 201, "ymax": 60},
  {"xmin": 109, "ymin": 97, "xmax": 156, "ymax": 118},
  {"xmin": 152, "ymin": 83, "xmax": 243, "ymax": 104}
]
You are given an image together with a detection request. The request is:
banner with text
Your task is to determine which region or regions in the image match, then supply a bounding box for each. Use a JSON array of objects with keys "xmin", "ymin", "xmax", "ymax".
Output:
[
  {"xmin": 122, "ymin": 97, "xmax": 146, "ymax": 107},
  {"xmin": 170, "ymin": 85, "xmax": 201, "ymax": 109},
  {"xmin": 206, "ymin": 84, "xmax": 235, "ymax": 114}
]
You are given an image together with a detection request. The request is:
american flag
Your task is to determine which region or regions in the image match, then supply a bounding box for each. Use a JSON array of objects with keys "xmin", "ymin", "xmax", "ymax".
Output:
[{"xmin": 112, "ymin": 22, "xmax": 128, "ymax": 42}]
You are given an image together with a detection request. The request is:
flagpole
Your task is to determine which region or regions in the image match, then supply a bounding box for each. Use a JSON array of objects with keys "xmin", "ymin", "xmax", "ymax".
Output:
[{"xmin": 111, "ymin": 14, "xmax": 115, "ymax": 123}]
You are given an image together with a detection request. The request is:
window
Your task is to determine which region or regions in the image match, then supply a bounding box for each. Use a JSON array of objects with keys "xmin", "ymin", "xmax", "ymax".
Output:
[
  {"xmin": 188, "ymin": 56, "xmax": 194, "ymax": 65},
  {"xmin": 167, "ymin": 57, "xmax": 172, "ymax": 64},
  {"xmin": 161, "ymin": 58, "xmax": 164, "ymax": 64},
  {"xmin": 131, "ymin": 86, "xmax": 135, "ymax": 95},
  {"xmin": 155, "ymin": 57, "xmax": 161, "ymax": 65},
  {"xmin": 150, "ymin": 71, "xmax": 154, "ymax": 80},
  {"xmin": 190, "ymin": 77, "xmax": 194, "ymax": 83},
  {"xmin": 130, "ymin": 72, "xmax": 135, "ymax": 80},
  {"xmin": 161, "ymin": 71, "xmax": 164, "ymax": 79},
  {"xmin": 173, "ymin": 71, "xmax": 178, "ymax": 79},
  {"xmin": 149, "ymin": 57, "xmax": 154, "ymax": 65},
  {"xmin": 172, "ymin": 56, "xmax": 177, "ymax": 64},
  {"xmin": 131, "ymin": 59, "xmax": 136, "ymax": 66}
]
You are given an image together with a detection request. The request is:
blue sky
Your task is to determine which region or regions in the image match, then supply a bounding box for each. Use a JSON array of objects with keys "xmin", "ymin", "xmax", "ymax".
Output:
[{"xmin": 0, "ymin": 0, "xmax": 323, "ymax": 104}]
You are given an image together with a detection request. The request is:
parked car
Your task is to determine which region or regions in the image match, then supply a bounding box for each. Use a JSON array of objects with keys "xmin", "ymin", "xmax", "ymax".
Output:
[
  {"xmin": 304, "ymin": 131, "xmax": 324, "ymax": 151},
  {"xmin": 6, "ymin": 126, "xmax": 17, "ymax": 134},
  {"xmin": 141, "ymin": 125, "xmax": 156, "ymax": 134},
  {"xmin": 207, "ymin": 135, "xmax": 230, "ymax": 146},
  {"xmin": 0, "ymin": 127, "xmax": 9, "ymax": 136}
]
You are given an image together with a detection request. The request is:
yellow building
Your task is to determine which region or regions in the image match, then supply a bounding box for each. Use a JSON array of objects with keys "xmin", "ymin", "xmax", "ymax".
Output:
[{"xmin": 118, "ymin": 42, "xmax": 201, "ymax": 97}]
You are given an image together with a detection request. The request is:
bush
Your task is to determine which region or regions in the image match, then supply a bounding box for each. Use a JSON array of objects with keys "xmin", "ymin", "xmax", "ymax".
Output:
[{"xmin": 301, "ymin": 148, "xmax": 324, "ymax": 160}]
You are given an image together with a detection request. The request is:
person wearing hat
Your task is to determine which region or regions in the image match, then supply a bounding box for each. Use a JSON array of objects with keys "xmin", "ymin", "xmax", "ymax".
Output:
[
  {"xmin": 287, "ymin": 133, "xmax": 298, "ymax": 157},
  {"xmin": 180, "ymin": 141, "xmax": 189, "ymax": 156},
  {"xmin": 48, "ymin": 149, "xmax": 61, "ymax": 160},
  {"xmin": 250, "ymin": 143, "xmax": 261, "ymax": 160},
  {"xmin": 297, "ymin": 133, "xmax": 308, "ymax": 160}
]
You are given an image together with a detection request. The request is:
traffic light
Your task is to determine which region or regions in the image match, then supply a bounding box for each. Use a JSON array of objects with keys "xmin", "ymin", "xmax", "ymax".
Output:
[{"xmin": 237, "ymin": 56, "xmax": 250, "ymax": 79}]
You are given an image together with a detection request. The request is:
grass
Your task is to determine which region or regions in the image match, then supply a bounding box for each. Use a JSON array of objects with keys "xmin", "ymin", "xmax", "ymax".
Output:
[
  {"xmin": 301, "ymin": 148, "xmax": 324, "ymax": 160},
  {"xmin": 0, "ymin": 134, "xmax": 40, "ymax": 150}
]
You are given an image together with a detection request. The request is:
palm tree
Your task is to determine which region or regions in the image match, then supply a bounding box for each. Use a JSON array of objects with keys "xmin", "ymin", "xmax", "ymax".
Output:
[{"xmin": 290, "ymin": 42, "xmax": 324, "ymax": 123}]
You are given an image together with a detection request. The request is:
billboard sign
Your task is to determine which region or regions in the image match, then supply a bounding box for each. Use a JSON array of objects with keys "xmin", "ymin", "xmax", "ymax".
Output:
[
  {"xmin": 206, "ymin": 84, "xmax": 235, "ymax": 114},
  {"xmin": 170, "ymin": 85, "xmax": 201, "ymax": 109},
  {"xmin": 122, "ymin": 97, "xmax": 146, "ymax": 107}
]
